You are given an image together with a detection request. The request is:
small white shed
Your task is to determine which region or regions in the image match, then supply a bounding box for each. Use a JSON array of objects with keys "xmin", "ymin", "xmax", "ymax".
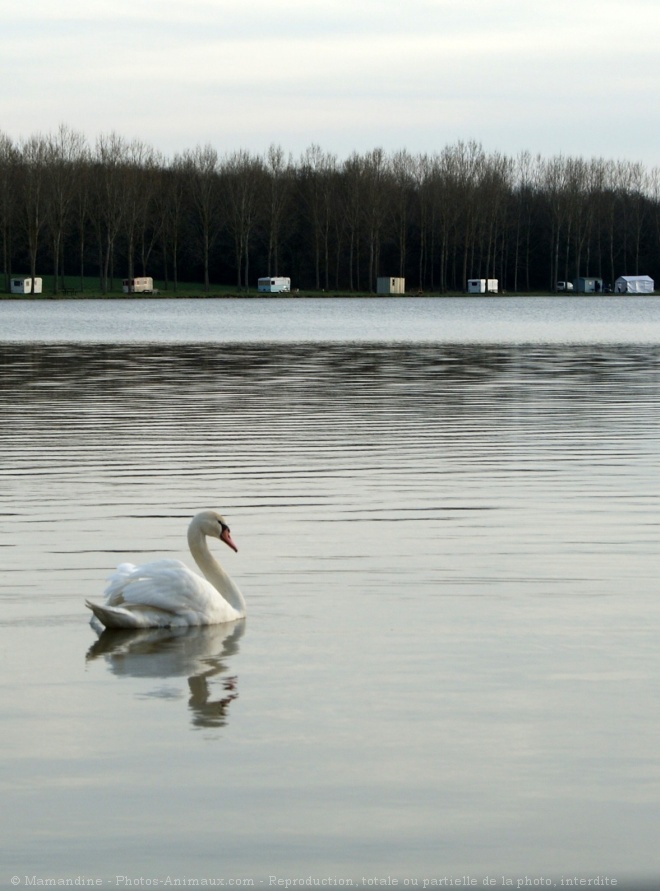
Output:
[
  {"xmin": 467, "ymin": 278, "xmax": 498, "ymax": 294},
  {"xmin": 258, "ymin": 276, "xmax": 291, "ymax": 293},
  {"xmin": 614, "ymin": 275, "xmax": 654, "ymax": 294},
  {"xmin": 10, "ymin": 277, "xmax": 42, "ymax": 294},
  {"xmin": 574, "ymin": 277, "xmax": 604, "ymax": 294},
  {"xmin": 376, "ymin": 277, "xmax": 405, "ymax": 295}
]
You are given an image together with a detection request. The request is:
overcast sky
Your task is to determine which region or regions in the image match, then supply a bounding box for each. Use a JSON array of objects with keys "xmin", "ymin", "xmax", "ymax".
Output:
[{"xmin": 2, "ymin": 0, "xmax": 659, "ymax": 166}]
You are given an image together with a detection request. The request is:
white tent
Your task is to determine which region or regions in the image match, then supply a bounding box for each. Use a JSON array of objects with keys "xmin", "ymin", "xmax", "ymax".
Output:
[{"xmin": 614, "ymin": 275, "xmax": 654, "ymax": 294}]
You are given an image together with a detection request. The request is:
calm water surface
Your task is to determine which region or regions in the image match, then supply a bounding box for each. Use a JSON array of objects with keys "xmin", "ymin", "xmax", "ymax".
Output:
[{"xmin": 1, "ymin": 298, "xmax": 659, "ymax": 888}]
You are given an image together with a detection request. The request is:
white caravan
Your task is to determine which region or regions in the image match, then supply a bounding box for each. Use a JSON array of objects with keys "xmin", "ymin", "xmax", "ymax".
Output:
[
  {"xmin": 467, "ymin": 278, "xmax": 498, "ymax": 294},
  {"xmin": 123, "ymin": 277, "xmax": 155, "ymax": 293},
  {"xmin": 258, "ymin": 277, "xmax": 291, "ymax": 293}
]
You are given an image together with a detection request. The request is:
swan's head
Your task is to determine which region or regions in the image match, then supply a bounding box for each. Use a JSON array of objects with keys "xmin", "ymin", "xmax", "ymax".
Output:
[{"xmin": 192, "ymin": 510, "xmax": 238, "ymax": 552}]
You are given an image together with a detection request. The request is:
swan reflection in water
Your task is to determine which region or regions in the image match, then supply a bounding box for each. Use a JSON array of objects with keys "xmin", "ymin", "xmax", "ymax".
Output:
[{"xmin": 86, "ymin": 621, "xmax": 245, "ymax": 729}]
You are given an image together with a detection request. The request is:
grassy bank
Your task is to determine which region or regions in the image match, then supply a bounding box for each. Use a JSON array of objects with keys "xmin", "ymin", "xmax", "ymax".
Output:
[
  {"xmin": 2, "ymin": 276, "xmax": 251, "ymax": 299},
  {"xmin": 1, "ymin": 275, "xmax": 566, "ymax": 300}
]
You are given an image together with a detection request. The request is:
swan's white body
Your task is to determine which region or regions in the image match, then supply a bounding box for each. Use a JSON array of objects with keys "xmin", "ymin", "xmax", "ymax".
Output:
[{"xmin": 86, "ymin": 511, "xmax": 245, "ymax": 630}]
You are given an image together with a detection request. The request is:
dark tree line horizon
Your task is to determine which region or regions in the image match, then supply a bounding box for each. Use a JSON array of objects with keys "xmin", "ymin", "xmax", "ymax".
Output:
[{"xmin": 2, "ymin": 124, "xmax": 660, "ymax": 294}]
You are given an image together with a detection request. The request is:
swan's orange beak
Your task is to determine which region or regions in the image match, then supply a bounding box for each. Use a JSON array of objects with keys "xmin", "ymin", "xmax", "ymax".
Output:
[{"xmin": 220, "ymin": 527, "xmax": 238, "ymax": 552}]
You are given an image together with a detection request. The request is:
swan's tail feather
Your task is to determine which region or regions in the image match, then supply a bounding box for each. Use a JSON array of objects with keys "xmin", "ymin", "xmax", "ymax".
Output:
[
  {"xmin": 85, "ymin": 599, "xmax": 180, "ymax": 630},
  {"xmin": 86, "ymin": 599, "xmax": 139, "ymax": 630}
]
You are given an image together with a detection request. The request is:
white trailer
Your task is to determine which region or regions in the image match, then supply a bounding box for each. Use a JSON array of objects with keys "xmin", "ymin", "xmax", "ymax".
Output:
[
  {"xmin": 467, "ymin": 278, "xmax": 498, "ymax": 294},
  {"xmin": 10, "ymin": 277, "xmax": 42, "ymax": 294},
  {"xmin": 258, "ymin": 276, "xmax": 291, "ymax": 293},
  {"xmin": 123, "ymin": 277, "xmax": 155, "ymax": 293}
]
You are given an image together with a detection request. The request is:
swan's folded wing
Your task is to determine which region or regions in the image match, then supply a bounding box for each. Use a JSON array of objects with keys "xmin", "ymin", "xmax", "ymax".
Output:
[
  {"xmin": 104, "ymin": 562, "xmax": 138, "ymax": 604},
  {"xmin": 105, "ymin": 560, "xmax": 187, "ymax": 604},
  {"xmin": 108, "ymin": 559, "xmax": 216, "ymax": 618}
]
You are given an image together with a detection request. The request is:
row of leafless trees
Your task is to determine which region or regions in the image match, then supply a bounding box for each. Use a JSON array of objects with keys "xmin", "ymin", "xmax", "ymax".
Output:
[{"xmin": 2, "ymin": 125, "xmax": 660, "ymax": 294}]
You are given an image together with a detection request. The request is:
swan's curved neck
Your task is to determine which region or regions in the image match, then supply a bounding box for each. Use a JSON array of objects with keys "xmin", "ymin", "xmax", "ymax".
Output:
[{"xmin": 188, "ymin": 523, "xmax": 245, "ymax": 614}]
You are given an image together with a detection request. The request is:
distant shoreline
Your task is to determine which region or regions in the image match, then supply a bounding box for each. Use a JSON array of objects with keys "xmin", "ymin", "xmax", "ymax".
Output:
[{"xmin": 1, "ymin": 291, "xmax": 652, "ymax": 301}]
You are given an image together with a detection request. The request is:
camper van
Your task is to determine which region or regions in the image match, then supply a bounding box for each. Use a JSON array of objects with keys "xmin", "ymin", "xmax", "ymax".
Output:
[
  {"xmin": 258, "ymin": 276, "xmax": 291, "ymax": 293},
  {"xmin": 122, "ymin": 277, "xmax": 155, "ymax": 294}
]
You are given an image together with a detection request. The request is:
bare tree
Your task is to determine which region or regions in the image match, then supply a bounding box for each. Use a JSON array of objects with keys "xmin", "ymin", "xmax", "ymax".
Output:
[
  {"xmin": 263, "ymin": 144, "xmax": 293, "ymax": 276},
  {"xmin": 649, "ymin": 166, "xmax": 660, "ymax": 285},
  {"xmin": 416, "ymin": 153, "xmax": 440, "ymax": 290},
  {"xmin": 94, "ymin": 132, "xmax": 128, "ymax": 292},
  {"xmin": 73, "ymin": 154, "xmax": 92, "ymax": 292},
  {"xmin": 390, "ymin": 150, "xmax": 416, "ymax": 281},
  {"xmin": 222, "ymin": 149, "xmax": 264, "ymax": 290},
  {"xmin": 591, "ymin": 159, "xmax": 620, "ymax": 287},
  {"xmin": 297, "ymin": 144, "xmax": 337, "ymax": 290},
  {"xmin": 182, "ymin": 145, "xmax": 221, "ymax": 291},
  {"xmin": 541, "ymin": 155, "xmax": 570, "ymax": 289},
  {"xmin": 361, "ymin": 148, "xmax": 390, "ymax": 289},
  {"xmin": 340, "ymin": 153, "xmax": 365, "ymax": 291},
  {"xmin": 510, "ymin": 151, "xmax": 539, "ymax": 292},
  {"xmin": 0, "ymin": 132, "xmax": 18, "ymax": 292},
  {"xmin": 626, "ymin": 161, "xmax": 649, "ymax": 275},
  {"xmin": 160, "ymin": 156, "xmax": 188, "ymax": 292},
  {"xmin": 119, "ymin": 139, "xmax": 158, "ymax": 283},
  {"xmin": 429, "ymin": 146, "xmax": 466, "ymax": 290},
  {"xmin": 44, "ymin": 124, "xmax": 87, "ymax": 293},
  {"xmin": 298, "ymin": 144, "xmax": 338, "ymax": 290},
  {"xmin": 476, "ymin": 151, "xmax": 513, "ymax": 285},
  {"xmin": 137, "ymin": 157, "xmax": 165, "ymax": 278},
  {"xmin": 17, "ymin": 134, "xmax": 50, "ymax": 294}
]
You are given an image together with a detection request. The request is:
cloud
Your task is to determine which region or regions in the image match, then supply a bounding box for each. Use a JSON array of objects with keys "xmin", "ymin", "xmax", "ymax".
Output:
[{"xmin": 1, "ymin": 0, "xmax": 659, "ymax": 165}]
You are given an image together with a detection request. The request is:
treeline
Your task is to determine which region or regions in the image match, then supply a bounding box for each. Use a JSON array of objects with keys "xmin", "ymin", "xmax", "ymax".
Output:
[{"xmin": 2, "ymin": 124, "xmax": 660, "ymax": 294}]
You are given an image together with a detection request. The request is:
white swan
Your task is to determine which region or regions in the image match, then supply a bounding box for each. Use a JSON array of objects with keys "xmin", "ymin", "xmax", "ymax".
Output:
[{"xmin": 86, "ymin": 511, "xmax": 245, "ymax": 630}]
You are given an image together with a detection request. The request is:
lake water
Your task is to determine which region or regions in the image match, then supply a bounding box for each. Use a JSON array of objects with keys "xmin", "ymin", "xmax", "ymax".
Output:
[{"xmin": 1, "ymin": 297, "xmax": 659, "ymax": 890}]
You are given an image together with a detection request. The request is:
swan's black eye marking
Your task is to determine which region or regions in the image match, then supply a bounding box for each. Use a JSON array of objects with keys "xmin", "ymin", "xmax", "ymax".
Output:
[{"xmin": 219, "ymin": 520, "xmax": 230, "ymax": 533}]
